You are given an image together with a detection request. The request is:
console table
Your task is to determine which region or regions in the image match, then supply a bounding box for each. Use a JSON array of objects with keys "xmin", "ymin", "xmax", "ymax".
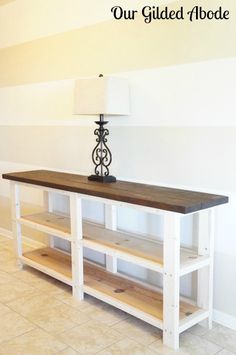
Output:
[{"xmin": 3, "ymin": 170, "xmax": 228, "ymax": 349}]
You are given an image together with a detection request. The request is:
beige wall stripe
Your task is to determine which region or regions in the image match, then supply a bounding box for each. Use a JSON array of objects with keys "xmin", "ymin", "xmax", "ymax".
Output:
[{"xmin": 0, "ymin": 0, "xmax": 235, "ymax": 87}]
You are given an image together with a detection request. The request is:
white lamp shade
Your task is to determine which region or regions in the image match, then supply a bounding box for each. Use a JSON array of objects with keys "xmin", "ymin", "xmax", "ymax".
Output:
[{"xmin": 74, "ymin": 76, "xmax": 130, "ymax": 115}]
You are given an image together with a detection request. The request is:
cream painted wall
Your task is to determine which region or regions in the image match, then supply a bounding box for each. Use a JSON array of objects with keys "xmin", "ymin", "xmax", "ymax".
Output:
[
  {"xmin": 0, "ymin": 0, "xmax": 235, "ymax": 328},
  {"xmin": 0, "ymin": 0, "xmax": 235, "ymax": 87},
  {"xmin": 0, "ymin": 59, "xmax": 236, "ymax": 126},
  {"xmin": 0, "ymin": 0, "xmax": 176, "ymax": 48}
]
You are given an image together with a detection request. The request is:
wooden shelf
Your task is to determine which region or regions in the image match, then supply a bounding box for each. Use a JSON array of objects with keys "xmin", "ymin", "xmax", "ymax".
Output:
[
  {"xmin": 19, "ymin": 212, "xmax": 71, "ymax": 240},
  {"xmin": 21, "ymin": 247, "xmax": 201, "ymax": 330},
  {"xmin": 19, "ymin": 212, "xmax": 210, "ymax": 275},
  {"xmin": 21, "ymin": 247, "xmax": 72, "ymax": 286},
  {"xmin": 83, "ymin": 262, "xmax": 199, "ymax": 328},
  {"xmin": 83, "ymin": 222, "xmax": 210, "ymax": 276}
]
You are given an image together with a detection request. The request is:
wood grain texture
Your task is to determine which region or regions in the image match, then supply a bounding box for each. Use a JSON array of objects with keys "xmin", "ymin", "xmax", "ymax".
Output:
[
  {"xmin": 2, "ymin": 170, "xmax": 228, "ymax": 213},
  {"xmin": 23, "ymin": 247, "xmax": 199, "ymax": 321},
  {"xmin": 19, "ymin": 213, "xmax": 209, "ymax": 273},
  {"xmin": 21, "ymin": 211, "xmax": 70, "ymax": 234},
  {"xmin": 23, "ymin": 247, "xmax": 71, "ymax": 278}
]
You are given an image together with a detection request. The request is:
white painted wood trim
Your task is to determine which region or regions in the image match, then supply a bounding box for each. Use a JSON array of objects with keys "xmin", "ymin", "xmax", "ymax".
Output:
[
  {"xmin": 180, "ymin": 256, "xmax": 211, "ymax": 276},
  {"xmin": 105, "ymin": 205, "xmax": 118, "ymax": 273},
  {"xmin": 197, "ymin": 209, "xmax": 215, "ymax": 329},
  {"xmin": 43, "ymin": 190, "xmax": 55, "ymax": 248},
  {"xmin": 70, "ymin": 193, "xmax": 84, "ymax": 300},
  {"xmin": 213, "ymin": 310, "xmax": 236, "ymax": 331},
  {"xmin": 179, "ymin": 309, "xmax": 209, "ymax": 334},
  {"xmin": 0, "ymin": 227, "xmax": 45, "ymax": 248},
  {"xmin": 10, "ymin": 182, "xmax": 23, "ymax": 268},
  {"xmin": 163, "ymin": 212, "xmax": 181, "ymax": 350},
  {"xmin": 0, "ymin": 227, "xmax": 12, "ymax": 239}
]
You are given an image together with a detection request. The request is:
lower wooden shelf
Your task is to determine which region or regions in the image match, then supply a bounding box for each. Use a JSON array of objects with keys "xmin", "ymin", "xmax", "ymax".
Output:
[
  {"xmin": 21, "ymin": 247, "xmax": 72, "ymax": 286},
  {"xmin": 22, "ymin": 247, "xmax": 201, "ymax": 330}
]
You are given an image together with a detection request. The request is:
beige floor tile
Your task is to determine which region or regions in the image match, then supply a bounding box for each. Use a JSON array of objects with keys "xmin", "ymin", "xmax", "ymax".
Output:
[
  {"xmin": 0, "ymin": 239, "xmax": 13, "ymax": 246},
  {"xmin": 0, "ymin": 328, "xmax": 67, "ymax": 355},
  {"xmin": 0, "ymin": 302, "xmax": 12, "ymax": 316},
  {"xmin": 203, "ymin": 324, "xmax": 236, "ymax": 353},
  {"xmin": 180, "ymin": 332, "xmax": 222, "ymax": 355},
  {"xmin": 60, "ymin": 320, "xmax": 123, "ymax": 353},
  {"xmin": 0, "ymin": 240, "xmax": 14, "ymax": 252},
  {"xmin": 187, "ymin": 324, "xmax": 211, "ymax": 336},
  {"xmin": 6, "ymin": 292, "xmax": 63, "ymax": 318},
  {"xmin": 98, "ymin": 337, "xmax": 156, "ymax": 355},
  {"xmin": 55, "ymin": 290, "xmax": 93, "ymax": 311},
  {"xmin": 33, "ymin": 277, "xmax": 71, "ymax": 296},
  {"xmin": 56, "ymin": 302, "xmax": 90, "ymax": 325},
  {"xmin": 12, "ymin": 265, "xmax": 53, "ymax": 285},
  {"xmin": 0, "ymin": 309, "xmax": 36, "ymax": 343},
  {"xmin": 57, "ymin": 348, "xmax": 79, "ymax": 355},
  {"xmin": 0, "ymin": 279, "xmax": 36, "ymax": 303},
  {"xmin": 0, "ymin": 258, "xmax": 23, "ymax": 273},
  {"xmin": 112, "ymin": 317, "xmax": 162, "ymax": 346},
  {"xmin": 0, "ymin": 235, "xmax": 8, "ymax": 242},
  {"xmin": 27, "ymin": 303, "xmax": 89, "ymax": 335},
  {"xmin": 0, "ymin": 249, "xmax": 15, "ymax": 261},
  {"xmin": 0, "ymin": 270, "xmax": 17, "ymax": 285},
  {"xmin": 217, "ymin": 349, "xmax": 236, "ymax": 355},
  {"xmin": 82, "ymin": 303, "xmax": 129, "ymax": 326},
  {"xmin": 13, "ymin": 266, "xmax": 70, "ymax": 292},
  {"xmin": 83, "ymin": 294, "xmax": 111, "ymax": 307},
  {"xmin": 28, "ymin": 307, "xmax": 77, "ymax": 335},
  {"xmin": 149, "ymin": 339, "xmax": 189, "ymax": 355}
]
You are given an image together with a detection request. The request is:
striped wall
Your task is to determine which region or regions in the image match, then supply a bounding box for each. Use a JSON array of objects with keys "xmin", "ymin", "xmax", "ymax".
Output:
[{"xmin": 0, "ymin": 0, "xmax": 235, "ymax": 327}]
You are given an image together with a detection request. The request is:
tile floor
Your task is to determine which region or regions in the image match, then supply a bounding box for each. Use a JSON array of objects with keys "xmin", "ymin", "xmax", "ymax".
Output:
[{"xmin": 0, "ymin": 235, "xmax": 235, "ymax": 355}]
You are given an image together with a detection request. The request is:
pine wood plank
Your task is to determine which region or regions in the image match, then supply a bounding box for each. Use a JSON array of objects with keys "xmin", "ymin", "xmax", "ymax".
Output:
[
  {"xmin": 22, "ymin": 247, "xmax": 199, "ymax": 321},
  {"xmin": 83, "ymin": 222, "xmax": 209, "ymax": 274},
  {"xmin": 23, "ymin": 247, "xmax": 72, "ymax": 278},
  {"xmin": 2, "ymin": 170, "xmax": 228, "ymax": 214},
  {"xmin": 84, "ymin": 263, "xmax": 199, "ymax": 321},
  {"xmin": 21, "ymin": 211, "xmax": 71, "ymax": 236},
  {"xmin": 20, "ymin": 214, "xmax": 208, "ymax": 273}
]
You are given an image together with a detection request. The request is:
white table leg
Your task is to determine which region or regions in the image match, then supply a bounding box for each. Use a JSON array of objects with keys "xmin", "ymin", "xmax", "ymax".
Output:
[
  {"xmin": 163, "ymin": 212, "xmax": 181, "ymax": 350},
  {"xmin": 105, "ymin": 204, "xmax": 117, "ymax": 273},
  {"xmin": 70, "ymin": 193, "xmax": 84, "ymax": 300},
  {"xmin": 43, "ymin": 191, "xmax": 55, "ymax": 248},
  {"xmin": 196, "ymin": 208, "xmax": 215, "ymax": 329},
  {"xmin": 11, "ymin": 182, "xmax": 23, "ymax": 268}
]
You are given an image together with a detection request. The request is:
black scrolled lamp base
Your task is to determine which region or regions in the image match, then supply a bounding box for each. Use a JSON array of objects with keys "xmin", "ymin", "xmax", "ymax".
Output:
[
  {"xmin": 88, "ymin": 175, "xmax": 116, "ymax": 183},
  {"xmin": 88, "ymin": 114, "xmax": 116, "ymax": 183}
]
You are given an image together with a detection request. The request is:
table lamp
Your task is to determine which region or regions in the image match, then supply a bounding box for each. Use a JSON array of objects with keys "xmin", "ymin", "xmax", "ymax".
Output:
[{"xmin": 74, "ymin": 74, "xmax": 130, "ymax": 182}]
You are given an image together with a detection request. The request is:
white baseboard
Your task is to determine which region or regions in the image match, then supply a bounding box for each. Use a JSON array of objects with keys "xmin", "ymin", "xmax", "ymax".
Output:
[
  {"xmin": 0, "ymin": 227, "xmax": 45, "ymax": 249},
  {"xmin": 0, "ymin": 228, "xmax": 236, "ymax": 331},
  {"xmin": 213, "ymin": 310, "xmax": 236, "ymax": 331},
  {"xmin": 0, "ymin": 227, "xmax": 12, "ymax": 239}
]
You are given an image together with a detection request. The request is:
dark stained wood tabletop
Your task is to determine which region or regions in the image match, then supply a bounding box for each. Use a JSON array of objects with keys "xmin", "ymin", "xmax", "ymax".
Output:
[{"xmin": 2, "ymin": 170, "xmax": 228, "ymax": 214}]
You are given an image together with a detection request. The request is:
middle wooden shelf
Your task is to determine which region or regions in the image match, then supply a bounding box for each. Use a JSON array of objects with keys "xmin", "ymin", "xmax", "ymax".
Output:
[{"xmin": 19, "ymin": 211, "xmax": 210, "ymax": 276}]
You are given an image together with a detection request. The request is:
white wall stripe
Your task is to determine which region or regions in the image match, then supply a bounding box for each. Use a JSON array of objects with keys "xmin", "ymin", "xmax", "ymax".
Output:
[{"xmin": 0, "ymin": 58, "xmax": 236, "ymax": 126}]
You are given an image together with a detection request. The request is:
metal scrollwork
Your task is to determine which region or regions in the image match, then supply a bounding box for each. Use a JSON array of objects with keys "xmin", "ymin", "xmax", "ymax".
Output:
[{"xmin": 91, "ymin": 120, "xmax": 112, "ymax": 177}]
